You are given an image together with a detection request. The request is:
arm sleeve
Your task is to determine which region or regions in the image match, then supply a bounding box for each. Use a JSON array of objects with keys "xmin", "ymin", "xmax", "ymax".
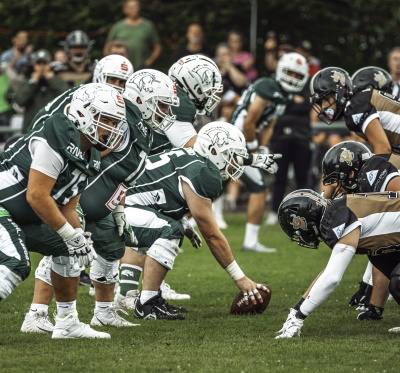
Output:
[
  {"xmin": 30, "ymin": 138, "xmax": 65, "ymax": 179},
  {"xmin": 164, "ymin": 120, "xmax": 197, "ymax": 148},
  {"xmin": 299, "ymin": 243, "xmax": 356, "ymax": 317}
]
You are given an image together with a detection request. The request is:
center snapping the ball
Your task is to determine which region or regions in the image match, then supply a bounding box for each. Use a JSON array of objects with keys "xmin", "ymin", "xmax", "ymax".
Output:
[{"xmin": 230, "ymin": 286, "xmax": 272, "ymax": 315}]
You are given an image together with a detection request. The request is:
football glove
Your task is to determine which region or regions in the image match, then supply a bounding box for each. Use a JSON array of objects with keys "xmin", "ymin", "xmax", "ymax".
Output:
[
  {"xmin": 180, "ymin": 217, "xmax": 202, "ymax": 249},
  {"xmin": 251, "ymin": 153, "xmax": 282, "ymax": 174},
  {"xmin": 112, "ymin": 205, "xmax": 138, "ymax": 245},
  {"xmin": 357, "ymin": 305, "xmax": 384, "ymax": 321},
  {"xmin": 348, "ymin": 281, "xmax": 372, "ymax": 307},
  {"xmin": 64, "ymin": 228, "xmax": 97, "ymax": 267},
  {"xmin": 275, "ymin": 313, "xmax": 304, "ymax": 339}
]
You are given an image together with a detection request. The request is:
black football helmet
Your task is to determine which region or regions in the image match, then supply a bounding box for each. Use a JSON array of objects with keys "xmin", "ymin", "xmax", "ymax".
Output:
[
  {"xmin": 60, "ymin": 30, "xmax": 94, "ymax": 64},
  {"xmin": 322, "ymin": 141, "xmax": 373, "ymax": 197},
  {"xmin": 310, "ymin": 67, "xmax": 353, "ymax": 124},
  {"xmin": 351, "ymin": 66, "xmax": 393, "ymax": 94},
  {"xmin": 278, "ymin": 189, "xmax": 328, "ymax": 249}
]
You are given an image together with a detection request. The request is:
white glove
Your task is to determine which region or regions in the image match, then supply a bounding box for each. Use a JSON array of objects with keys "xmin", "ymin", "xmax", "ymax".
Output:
[
  {"xmin": 112, "ymin": 205, "xmax": 138, "ymax": 245},
  {"xmin": 64, "ymin": 228, "xmax": 97, "ymax": 267},
  {"xmin": 257, "ymin": 146, "xmax": 270, "ymax": 155},
  {"xmin": 275, "ymin": 311, "xmax": 304, "ymax": 339},
  {"xmin": 251, "ymin": 153, "xmax": 282, "ymax": 174},
  {"xmin": 180, "ymin": 217, "xmax": 202, "ymax": 249}
]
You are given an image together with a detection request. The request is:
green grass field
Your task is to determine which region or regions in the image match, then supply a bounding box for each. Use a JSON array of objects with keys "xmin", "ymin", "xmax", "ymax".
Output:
[{"xmin": 0, "ymin": 213, "xmax": 398, "ymax": 373}]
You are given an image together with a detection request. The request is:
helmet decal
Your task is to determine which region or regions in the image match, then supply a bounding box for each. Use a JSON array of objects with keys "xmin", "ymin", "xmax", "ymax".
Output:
[
  {"xmin": 133, "ymin": 72, "xmax": 158, "ymax": 93},
  {"xmin": 290, "ymin": 214, "xmax": 307, "ymax": 230},
  {"xmin": 331, "ymin": 70, "xmax": 346, "ymax": 85},
  {"xmin": 339, "ymin": 148, "xmax": 354, "ymax": 166},
  {"xmin": 193, "ymin": 65, "xmax": 214, "ymax": 86},
  {"xmin": 374, "ymin": 71, "xmax": 387, "ymax": 88}
]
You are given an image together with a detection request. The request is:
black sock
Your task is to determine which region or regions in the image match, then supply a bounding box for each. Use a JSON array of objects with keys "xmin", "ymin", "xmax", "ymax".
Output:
[{"xmin": 294, "ymin": 298, "xmax": 305, "ymax": 311}]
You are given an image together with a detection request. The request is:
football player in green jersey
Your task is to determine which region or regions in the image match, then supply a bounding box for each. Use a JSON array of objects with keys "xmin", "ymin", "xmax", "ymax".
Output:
[
  {"xmin": 21, "ymin": 69, "xmax": 180, "ymax": 331},
  {"xmin": 230, "ymin": 52, "xmax": 309, "ymax": 252},
  {"xmin": 116, "ymin": 122, "xmax": 270, "ymax": 320},
  {"xmin": 0, "ymin": 83, "xmax": 127, "ymax": 339}
]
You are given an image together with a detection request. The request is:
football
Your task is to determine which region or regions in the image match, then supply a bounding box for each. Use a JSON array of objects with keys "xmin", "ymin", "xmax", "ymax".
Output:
[{"xmin": 230, "ymin": 286, "xmax": 272, "ymax": 315}]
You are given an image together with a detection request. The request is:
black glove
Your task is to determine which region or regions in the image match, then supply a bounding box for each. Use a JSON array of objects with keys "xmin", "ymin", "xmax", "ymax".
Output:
[
  {"xmin": 348, "ymin": 281, "xmax": 372, "ymax": 307},
  {"xmin": 357, "ymin": 304, "xmax": 384, "ymax": 320}
]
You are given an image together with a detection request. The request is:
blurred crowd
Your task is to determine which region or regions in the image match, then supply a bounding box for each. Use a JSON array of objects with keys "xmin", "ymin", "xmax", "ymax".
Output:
[{"xmin": 1, "ymin": 0, "xmax": 400, "ymax": 227}]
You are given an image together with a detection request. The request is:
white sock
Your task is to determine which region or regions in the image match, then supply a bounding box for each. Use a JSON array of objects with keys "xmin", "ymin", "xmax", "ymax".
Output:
[
  {"xmin": 56, "ymin": 300, "xmax": 76, "ymax": 318},
  {"xmin": 140, "ymin": 290, "xmax": 159, "ymax": 304},
  {"xmin": 28, "ymin": 303, "xmax": 49, "ymax": 316},
  {"xmin": 243, "ymin": 223, "xmax": 260, "ymax": 247},
  {"xmin": 95, "ymin": 301, "xmax": 113, "ymax": 312},
  {"xmin": 212, "ymin": 195, "xmax": 225, "ymax": 219},
  {"xmin": 363, "ymin": 261, "xmax": 373, "ymax": 285}
]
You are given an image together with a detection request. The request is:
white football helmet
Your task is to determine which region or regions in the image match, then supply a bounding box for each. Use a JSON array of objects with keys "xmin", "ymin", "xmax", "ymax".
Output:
[
  {"xmin": 194, "ymin": 121, "xmax": 248, "ymax": 181},
  {"xmin": 275, "ymin": 52, "xmax": 309, "ymax": 93},
  {"xmin": 93, "ymin": 54, "xmax": 134, "ymax": 93},
  {"xmin": 168, "ymin": 54, "xmax": 223, "ymax": 115},
  {"xmin": 68, "ymin": 83, "xmax": 127, "ymax": 151},
  {"xmin": 123, "ymin": 69, "xmax": 179, "ymax": 131}
]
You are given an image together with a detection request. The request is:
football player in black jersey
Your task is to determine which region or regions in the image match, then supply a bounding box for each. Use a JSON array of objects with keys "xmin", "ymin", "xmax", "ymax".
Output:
[
  {"xmin": 311, "ymin": 66, "xmax": 397, "ymax": 155},
  {"xmin": 276, "ymin": 188, "xmax": 400, "ymax": 338}
]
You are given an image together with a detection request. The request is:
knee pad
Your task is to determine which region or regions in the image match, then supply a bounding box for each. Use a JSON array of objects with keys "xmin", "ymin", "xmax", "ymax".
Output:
[
  {"xmin": 390, "ymin": 269, "xmax": 400, "ymax": 305},
  {"xmin": 51, "ymin": 256, "xmax": 81, "ymax": 278},
  {"xmin": 147, "ymin": 238, "xmax": 180, "ymax": 270},
  {"xmin": 0, "ymin": 265, "xmax": 23, "ymax": 299},
  {"xmin": 90, "ymin": 255, "xmax": 119, "ymax": 284},
  {"xmin": 34, "ymin": 256, "xmax": 53, "ymax": 286}
]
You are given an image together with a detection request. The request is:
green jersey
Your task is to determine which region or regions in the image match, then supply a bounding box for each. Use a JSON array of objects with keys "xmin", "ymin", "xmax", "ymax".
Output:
[
  {"xmin": 81, "ymin": 100, "xmax": 152, "ymax": 221},
  {"xmin": 230, "ymin": 77, "xmax": 290, "ymax": 129},
  {"xmin": 150, "ymin": 87, "xmax": 196, "ymax": 155},
  {"xmin": 28, "ymin": 86, "xmax": 153, "ymax": 221},
  {"xmin": 0, "ymin": 114, "xmax": 101, "ymax": 225},
  {"xmin": 126, "ymin": 147, "xmax": 222, "ymax": 220}
]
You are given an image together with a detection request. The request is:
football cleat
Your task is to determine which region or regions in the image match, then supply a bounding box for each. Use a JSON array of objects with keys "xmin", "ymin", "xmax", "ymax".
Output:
[
  {"xmin": 134, "ymin": 294, "xmax": 185, "ymax": 320},
  {"xmin": 265, "ymin": 212, "xmax": 278, "ymax": 226},
  {"xmin": 52, "ymin": 310, "xmax": 110, "ymax": 339},
  {"xmin": 242, "ymin": 243, "xmax": 277, "ymax": 253},
  {"xmin": 160, "ymin": 282, "xmax": 190, "ymax": 300},
  {"xmin": 275, "ymin": 317, "xmax": 304, "ymax": 339},
  {"xmin": 91, "ymin": 306, "xmax": 139, "ymax": 327},
  {"xmin": 21, "ymin": 311, "xmax": 54, "ymax": 334},
  {"xmin": 114, "ymin": 290, "xmax": 140, "ymax": 312},
  {"xmin": 79, "ymin": 271, "xmax": 92, "ymax": 286},
  {"xmin": 276, "ymin": 308, "xmax": 297, "ymax": 334},
  {"xmin": 389, "ymin": 326, "xmax": 400, "ymax": 333}
]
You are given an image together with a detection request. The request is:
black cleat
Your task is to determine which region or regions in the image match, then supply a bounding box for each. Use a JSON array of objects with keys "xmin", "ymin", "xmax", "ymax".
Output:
[
  {"xmin": 134, "ymin": 294, "xmax": 185, "ymax": 320},
  {"xmin": 79, "ymin": 271, "xmax": 92, "ymax": 286},
  {"xmin": 158, "ymin": 295, "xmax": 189, "ymax": 314}
]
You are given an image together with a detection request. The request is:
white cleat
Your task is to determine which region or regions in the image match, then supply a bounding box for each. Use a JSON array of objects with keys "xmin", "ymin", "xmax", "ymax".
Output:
[
  {"xmin": 388, "ymin": 326, "xmax": 400, "ymax": 333},
  {"xmin": 242, "ymin": 243, "xmax": 277, "ymax": 253},
  {"xmin": 276, "ymin": 308, "xmax": 297, "ymax": 334},
  {"xmin": 52, "ymin": 310, "xmax": 111, "ymax": 339},
  {"xmin": 114, "ymin": 290, "xmax": 140, "ymax": 312},
  {"xmin": 265, "ymin": 212, "xmax": 278, "ymax": 225},
  {"xmin": 21, "ymin": 311, "xmax": 54, "ymax": 334},
  {"xmin": 91, "ymin": 306, "xmax": 139, "ymax": 327},
  {"xmin": 160, "ymin": 281, "xmax": 191, "ymax": 300},
  {"xmin": 215, "ymin": 216, "xmax": 228, "ymax": 229}
]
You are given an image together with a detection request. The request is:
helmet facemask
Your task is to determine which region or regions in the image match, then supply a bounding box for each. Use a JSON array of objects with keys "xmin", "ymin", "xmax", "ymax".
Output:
[
  {"xmin": 143, "ymin": 94, "xmax": 179, "ymax": 131},
  {"xmin": 219, "ymin": 146, "xmax": 248, "ymax": 181}
]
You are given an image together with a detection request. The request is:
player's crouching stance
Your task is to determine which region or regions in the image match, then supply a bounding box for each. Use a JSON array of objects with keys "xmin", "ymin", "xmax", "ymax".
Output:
[
  {"xmin": 275, "ymin": 189, "xmax": 400, "ymax": 338},
  {"xmin": 0, "ymin": 83, "xmax": 127, "ymax": 339},
  {"xmin": 121, "ymin": 122, "xmax": 269, "ymax": 320}
]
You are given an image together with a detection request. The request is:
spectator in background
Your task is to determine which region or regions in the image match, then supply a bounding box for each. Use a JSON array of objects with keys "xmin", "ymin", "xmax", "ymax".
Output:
[
  {"xmin": 0, "ymin": 30, "xmax": 33, "ymax": 75},
  {"xmin": 0, "ymin": 62, "xmax": 12, "ymax": 142},
  {"xmin": 173, "ymin": 23, "xmax": 212, "ymax": 61},
  {"xmin": 55, "ymin": 30, "xmax": 95, "ymax": 88},
  {"xmin": 227, "ymin": 31, "xmax": 258, "ymax": 83},
  {"xmin": 295, "ymin": 40, "xmax": 321, "ymax": 77},
  {"xmin": 104, "ymin": 0, "xmax": 162, "ymax": 70},
  {"xmin": 214, "ymin": 43, "xmax": 247, "ymax": 122},
  {"xmin": 264, "ymin": 31, "xmax": 294, "ymax": 75},
  {"xmin": 104, "ymin": 40, "xmax": 129, "ymax": 58},
  {"xmin": 14, "ymin": 49, "xmax": 69, "ymax": 133},
  {"xmin": 387, "ymin": 47, "xmax": 400, "ymax": 97}
]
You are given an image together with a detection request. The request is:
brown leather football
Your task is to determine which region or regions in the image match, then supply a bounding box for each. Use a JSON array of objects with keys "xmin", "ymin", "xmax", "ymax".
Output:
[{"xmin": 230, "ymin": 286, "xmax": 272, "ymax": 315}]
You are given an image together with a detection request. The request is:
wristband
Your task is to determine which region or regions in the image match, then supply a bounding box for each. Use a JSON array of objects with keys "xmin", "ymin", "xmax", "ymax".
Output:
[
  {"xmin": 113, "ymin": 205, "xmax": 124, "ymax": 214},
  {"xmin": 225, "ymin": 260, "xmax": 245, "ymax": 281},
  {"xmin": 246, "ymin": 139, "xmax": 258, "ymax": 151},
  {"xmin": 56, "ymin": 222, "xmax": 76, "ymax": 240}
]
